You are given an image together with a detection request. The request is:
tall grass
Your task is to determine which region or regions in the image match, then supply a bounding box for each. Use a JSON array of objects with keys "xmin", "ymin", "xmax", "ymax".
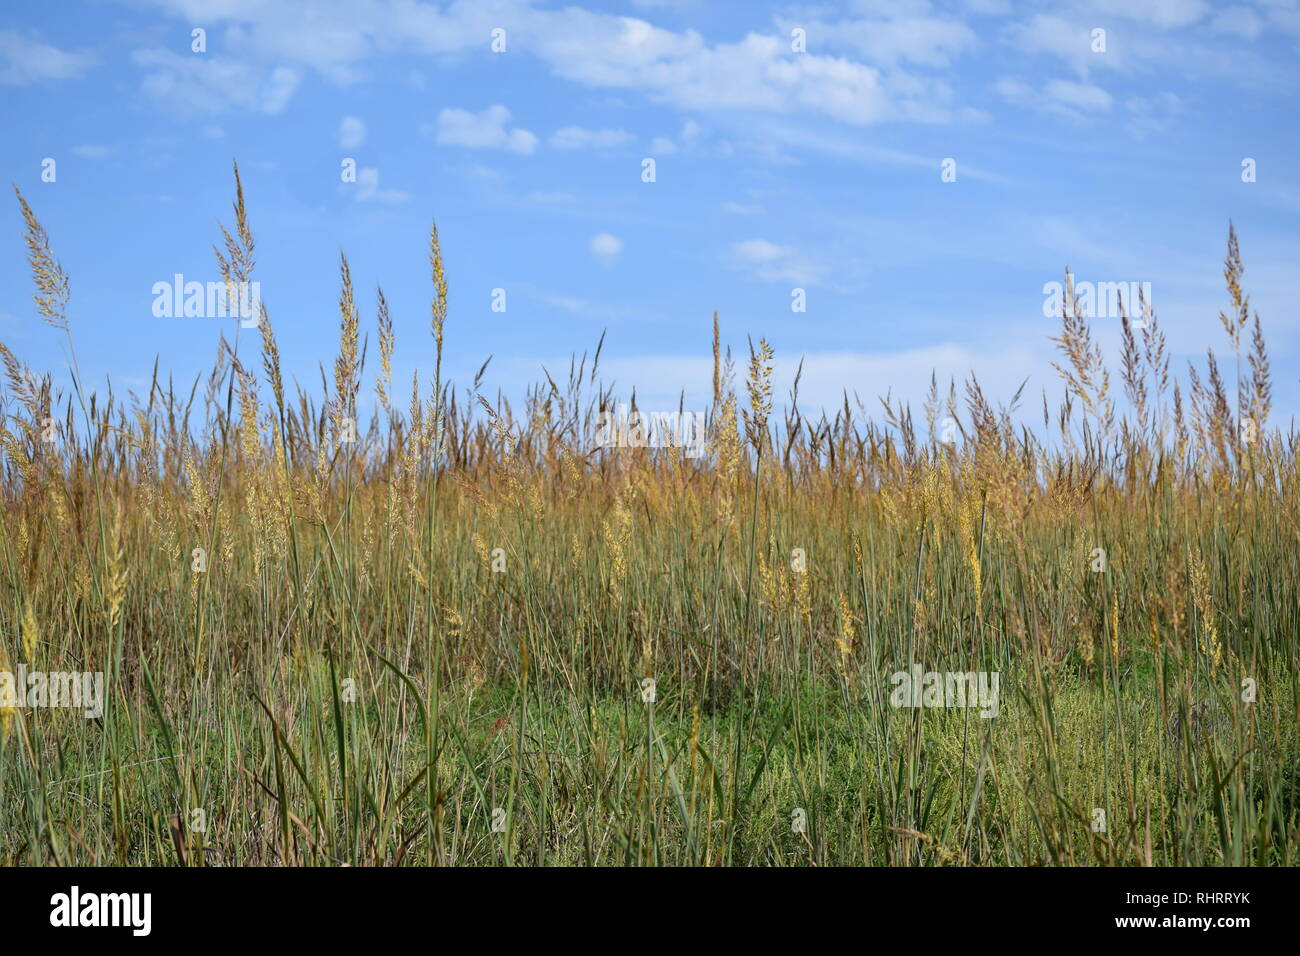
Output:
[{"xmin": 1, "ymin": 165, "xmax": 1296, "ymax": 866}]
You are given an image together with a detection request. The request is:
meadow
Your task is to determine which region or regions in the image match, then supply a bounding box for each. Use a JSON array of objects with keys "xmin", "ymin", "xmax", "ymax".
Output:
[{"xmin": 1, "ymin": 165, "xmax": 1296, "ymax": 866}]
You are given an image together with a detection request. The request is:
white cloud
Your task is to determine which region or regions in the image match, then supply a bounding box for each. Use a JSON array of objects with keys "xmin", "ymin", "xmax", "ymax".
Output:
[
  {"xmin": 780, "ymin": 14, "xmax": 978, "ymax": 67},
  {"xmin": 1264, "ymin": 3, "xmax": 1300, "ymax": 42},
  {"xmin": 1003, "ymin": 15, "xmax": 1116, "ymax": 76},
  {"xmin": 130, "ymin": 2, "xmax": 964, "ymax": 127},
  {"xmin": 131, "ymin": 49, "xmax": 301, "ymax": 114},
  {"xmin": 728, "ymin": 115, "xmax": 1009, "ymax": 183},
  {"xmin": 1000, "ymin": 6, "xmax": 1239, "ymax": 85},
  {"xmin": 1124, "ymin": 91, "xmax": 1181, "ymax": 136},
  {"xmin": 993, "ymin": 76, "xmax": 1031, "ymax": 99},
  {"xmin": 1210, "ymin": 5, "xmax": 1263, "ymax": 39},
  {"xmin": 734, "ymin": 238, "xmax": 790, "ymax": 263},
  {"xmin": 435, "ymin": 105, "xmax": 537, "ymax": 154},
  {"xmin": 649, "ymin": 119, "xmax": 702, "ymax": 155},
  {"xmin": 526, "ymin": 190, "xmax": 577, "ymax": 204},
  {"xmin": 541, "ymin": 292, "xmax": 590, "ymax": 312},
  {"xmin": 71, "ymin": 144, "xmax": 113, "ymax": 159},
  {"xmin": 339, "ymin": 115, "xmax": 366, "ymax": 149},
  {"xmin": 732, "ymin": 239, "xmax": 827, "ymax": 284},
  {"xmin": 1044, "ymin": 78, "xmax": 1112, "ymax": 112},
  {"xmin": 536, "ymin": 27, "xmax": 896, "ymax": 125},
  {"xmin": 1087, "ymin": 0, "xmax": 1209, "ymax": 29},
  {"xmin": 260, "ymin": 66, "xmax": 301, "ymax": 113},
  {"xmin": 126, "ymin": 0, "xmax": 1278, "ymax": 137},
  {"xmin": 995, "ymin": 76, "xmax": 1112, "ymax": 121},
  {"xmin": 0, "ymin": 30, "xmax": 95, "ymax": 85},
  {"xmin": 549, "ymin": 126, "xmax": 632, "ymax": 149},
  {"xmin": 591, "ymin": 232, "xmax": 623, "ymax": 264},
  {"xmin": 355, "ymin": 167, "xmax": 409, "ymax": 204},
  {"xmin": 451, "ymin": 163, "xmax": 506, "ymax": 188}
]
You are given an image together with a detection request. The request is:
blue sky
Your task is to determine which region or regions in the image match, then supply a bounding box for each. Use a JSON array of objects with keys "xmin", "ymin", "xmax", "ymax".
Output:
[{"xmin": 1, "ymin": 0, "xmax": 1297, "ymax": 431}]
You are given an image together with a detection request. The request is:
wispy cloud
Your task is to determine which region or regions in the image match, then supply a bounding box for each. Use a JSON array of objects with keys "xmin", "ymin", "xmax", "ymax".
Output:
[
  {"xmin": 731, "ymin": 239, "xmax": 827, "ymax": 285},
  {"xmin": 526, "ymin": 190, "xmax": 577, "ymax": 205},
  {"xmin": 131, "ymin": 49, "xmax": 301, "ymax": 114},
  {"xmin": 549, "ymin": 126, "xmax": 632, "ymax": 150},
  {"xmin": 1210, "ymin": 5, "xmax": 1263, "ymax": 39},
  {"xmin": 995, "ymin": 76, "xmax": 1113, "ymax": 121},
  {"xmin": 0, "ymin": 30, "xmax": 95, "ymax": 85},
  {"xmin": 339, "ymin": 115, "xmax": 366, "ymax": 149},
  {"xmin": 649, "ymin": 120, "xmax": 701, "ymax": 156},
  {"xmin": 355, "ymin": 167, "xmax": 409, "ymax": 204},
  {"xmin": 71, "ymin": 144, "xmax": 114, "ymax": 159}
]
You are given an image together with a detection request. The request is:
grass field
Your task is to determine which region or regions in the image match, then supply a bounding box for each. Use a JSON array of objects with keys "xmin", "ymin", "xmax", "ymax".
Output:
[{"xmin": 1, "ymin": 167, "xmax": 1297, "ymax": 866}]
